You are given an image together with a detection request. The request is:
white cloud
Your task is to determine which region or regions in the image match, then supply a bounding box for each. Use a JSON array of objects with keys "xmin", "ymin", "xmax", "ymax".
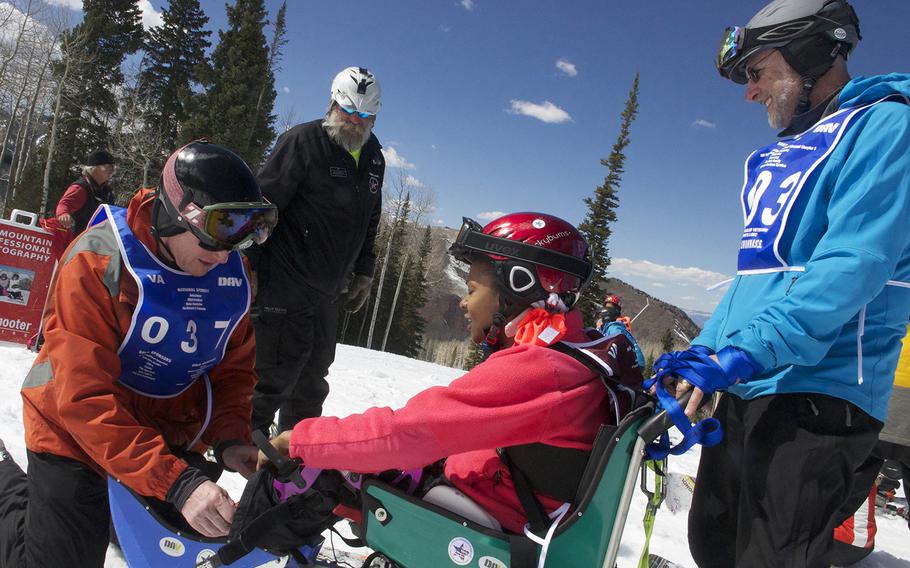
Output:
[
  {"xmin": 476, "ymin": 211, "xmax": 506, "ymax": 221},
  {"xmin": 508, "ymin": 100, "xmax": 572, "ymax": 124},
  {"xmin": 439, "ymin": 24, "xmax": 452, "ymax": 33},
  {"xmin": 610, "ymin": 258, "xmax": 729, "ymax": 289},
  {"xmin": 681, "ymin": 296, "xmax": 696, "ymax": 301},
  {"xmin": 137, "ymin": 0, "xmax": 163, "ymax": 29},
  {"xmin": 555, "ymin": 58, "xmax": 577, "ymax": 77},
  {"xmin": 403, "ymin": 175, "xmax": 426, "ymax": 188},
  {"xmin": 650, "ymin": 282, "xmax": 665, "ymax": 288},
  {"xmin": 460, "ymin": 0, "xmax": 475, "ymax": 10},
  {"xmin": 37, "ymin": 0, "xmax": 162, "ymax": 29},
  {"xmin": 381, "ymin": 147, "xmax": 416, "ymax": 170},
  {"xmin": 42, "ymin": 0, "xmax": 81, "ymax": 9},
  {"xmin": 434, "ymin": 219, "xmax": 446, "ymax": 226},
  {"xmin": 282, "ymin": 86, "xmax": 290, "ymax": 94},
  {"xmin": 692, "ymin": 119, "xmax": 717, "ymax": 129}
]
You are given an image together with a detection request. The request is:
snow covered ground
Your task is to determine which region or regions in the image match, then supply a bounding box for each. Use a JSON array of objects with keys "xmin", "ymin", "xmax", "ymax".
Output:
[{"xmin": 1, "ymin": 342, "xmax": 907, "ymax": 567}]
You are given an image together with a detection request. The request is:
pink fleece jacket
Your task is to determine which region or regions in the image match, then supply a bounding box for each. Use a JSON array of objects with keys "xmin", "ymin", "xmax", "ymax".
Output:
[{"xmin": 289, "ymin": 310, "xmax": 643, "ymax": 533}]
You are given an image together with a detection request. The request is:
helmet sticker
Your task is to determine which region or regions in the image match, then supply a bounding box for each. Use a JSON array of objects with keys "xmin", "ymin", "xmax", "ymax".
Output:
[
  {"xmin": 447, "ymin": 537, "xmax": 474, "ymax": 566},
  {"xmin": 532, "ymin": 218, "xmax": 546, "ymax": 229},
  {"xmin": 535, "ymin": 230, "xmax": 571, "ymax": 247},
  {"xmin": 833, "ymin": 27, "xmax": 847, "ymax": 40},
  {"xmin": 369, "ymin": 174, "xmax": 380, "ymax": 194},
  {"xmin": 159, "ymin": 537, "xmax": 186, "ymax": 557}
]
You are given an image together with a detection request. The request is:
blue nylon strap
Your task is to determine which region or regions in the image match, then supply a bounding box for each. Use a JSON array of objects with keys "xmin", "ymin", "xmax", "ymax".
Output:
[{"xmin": 643, "ymin": 346, "xmax": 759, "ymax": 459}]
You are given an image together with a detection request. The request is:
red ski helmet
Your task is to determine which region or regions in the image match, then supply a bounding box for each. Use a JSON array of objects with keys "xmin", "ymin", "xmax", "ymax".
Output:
[{"xmin": 449, "ymin": 212, "xmax": 593, "ymax": 311}]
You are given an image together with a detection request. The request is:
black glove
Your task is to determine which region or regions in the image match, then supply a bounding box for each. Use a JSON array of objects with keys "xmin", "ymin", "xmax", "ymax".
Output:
[{"xmin": 344, "ymin": 274, "xmax": 372, "ymax": 312}]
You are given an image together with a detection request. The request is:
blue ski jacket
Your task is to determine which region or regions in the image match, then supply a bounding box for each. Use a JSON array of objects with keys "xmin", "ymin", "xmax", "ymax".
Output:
[{"xmin": 693, "ymin": 74, "xmax": 910, "ymax": 422}]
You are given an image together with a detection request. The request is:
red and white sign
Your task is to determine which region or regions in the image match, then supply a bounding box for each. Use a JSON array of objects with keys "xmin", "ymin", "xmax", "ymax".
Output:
[{"xmin": 0, "ymin": 210, "xmax": 64, "ymax": 346}]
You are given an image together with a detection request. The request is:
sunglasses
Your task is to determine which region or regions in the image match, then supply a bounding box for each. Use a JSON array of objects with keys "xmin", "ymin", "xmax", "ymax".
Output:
[
  {"xmin": 744, "ymin": 50, "xmax": 775, "ymax": 83},
  {"xmin": 338, "ymin": 105, "xmax": 373, "ymax": 119},
  {"xmin": 183, "ymin": 201, "xmax": 278, "ymax": 252}
]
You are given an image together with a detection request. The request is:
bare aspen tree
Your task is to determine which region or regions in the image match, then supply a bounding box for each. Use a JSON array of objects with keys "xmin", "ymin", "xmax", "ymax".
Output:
[
  {"xmin": 40, "ymin": 21, "xmax": 93, "ymax": 217},
  {"xmin": 111, "ymin": 62, "xmax": 168, "ymax": 192},
  {"xmin": 0, "ymin": 0, "xmax": 35, "ymax": 89}
]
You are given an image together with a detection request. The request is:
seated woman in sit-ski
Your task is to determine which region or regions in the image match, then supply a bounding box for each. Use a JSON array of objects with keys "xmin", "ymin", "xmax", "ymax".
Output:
[{"xmin": 261, "ymin": 212, "xmax": 644, "ymax": 534}]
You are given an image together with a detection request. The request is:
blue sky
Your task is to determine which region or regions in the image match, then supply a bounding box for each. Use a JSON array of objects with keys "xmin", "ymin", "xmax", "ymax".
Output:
[{"xmin": 53, "ymin": 0, "xmax": 910, "ymax": 312}]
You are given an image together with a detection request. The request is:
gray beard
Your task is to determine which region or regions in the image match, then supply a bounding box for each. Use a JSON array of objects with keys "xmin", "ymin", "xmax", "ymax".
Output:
[
  {"xmin": 322, "ymin": 112, "xmax": 373, "ymax": 152},
  {"xmin": 767, "ymin": 75, "xmax": 801, "ymax": 130}
]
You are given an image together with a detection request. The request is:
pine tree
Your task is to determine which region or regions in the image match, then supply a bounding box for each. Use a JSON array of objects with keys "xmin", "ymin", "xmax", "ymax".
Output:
[
  {"xmin": 386, "ymin": 225, "xmax": 432, "ymax": 358},
  {"xmin": 45, "ymin": 0, "xmax": 143, "ymax": 209},
  {"xmin": 578, "ymin": 74, "xmax": 640, "ymax": 321},
  {"xmin": 140, "ymin": 0, "xmax": 211, "ymax": 151},
  {"xmin": 183, "ymin": 0, "xmax": 276, "ymax": 167}
]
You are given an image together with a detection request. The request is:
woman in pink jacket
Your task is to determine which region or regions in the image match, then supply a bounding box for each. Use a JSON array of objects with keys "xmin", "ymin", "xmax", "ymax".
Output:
[{"xmin": 262, "ymin": 212, "xmax": 644, "ymax": 533}]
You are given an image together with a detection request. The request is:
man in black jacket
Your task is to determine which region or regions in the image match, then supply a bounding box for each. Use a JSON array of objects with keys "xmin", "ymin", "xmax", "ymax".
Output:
[{"xmin": 248, "ymin": 67, "xmax": 384, "ymax": 434}]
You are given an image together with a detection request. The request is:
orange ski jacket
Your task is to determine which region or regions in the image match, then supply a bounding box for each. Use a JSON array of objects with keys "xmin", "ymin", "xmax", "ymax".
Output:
[{"xmin": 21, "ymin": 189, "xmax": 257, "ymax": 500}]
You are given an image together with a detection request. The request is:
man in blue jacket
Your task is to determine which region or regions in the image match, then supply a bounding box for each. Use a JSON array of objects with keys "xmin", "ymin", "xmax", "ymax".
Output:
[{"xmin": 663, "ymin": 1, "xmax": 910, "ymax": 566}]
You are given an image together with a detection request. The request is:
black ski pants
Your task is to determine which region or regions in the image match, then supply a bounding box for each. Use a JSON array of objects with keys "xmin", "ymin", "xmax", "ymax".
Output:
[
  {"xmin": 251, "ymin": 280, "xmax": 339, "ymax": 434},
  {"xmin": 688, "ymin": 392, "xmax": 881, "ymax": 568},
  {"xmin": 0, "ymin": 451, "xmax": 109, "ymax": 568}
]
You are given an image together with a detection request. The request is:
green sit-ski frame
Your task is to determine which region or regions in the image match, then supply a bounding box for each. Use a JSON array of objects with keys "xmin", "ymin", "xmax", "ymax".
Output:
[{"xmin": 361, "ymin": 401, "xmax": 670, "ymax": 568}]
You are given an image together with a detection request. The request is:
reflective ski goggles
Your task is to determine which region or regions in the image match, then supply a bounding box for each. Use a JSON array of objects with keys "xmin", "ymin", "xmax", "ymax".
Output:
[
  {"xmin": 716, "ymin": 26, "xmax": 745, "ymax": 76},
  {"xmin": 449, "ymin": 217, "xmax": 592, "ymax": 282},
  {"xmin": 338, "ymin": 104, "xmax": 373, "ymax": 119},
  {"xmin": 183, "ymin": 201, "xmax": 278, "ymax": 251}
]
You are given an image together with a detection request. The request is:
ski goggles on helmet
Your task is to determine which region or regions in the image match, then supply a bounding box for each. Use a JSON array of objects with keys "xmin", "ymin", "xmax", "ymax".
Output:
[
  {"xmin": 185, "ymin": 201, "xmax": 278, "ymax": 251},
  {"xmin": 449, "ymin": 217, "xmax": 592, "ymax": 282},
  {"xmin": 716, "ymin": 26, "xmax": 744, "ymax": 75}
]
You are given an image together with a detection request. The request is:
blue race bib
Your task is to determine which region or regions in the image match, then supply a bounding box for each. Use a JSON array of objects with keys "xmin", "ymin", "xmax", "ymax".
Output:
[
  {"xmin": 737, "ymin": 97, "xmax": 898, "ymax": 273},
  {"xmin": 90, "ymin": 205, "xmax": 251, "ymax": 397}
]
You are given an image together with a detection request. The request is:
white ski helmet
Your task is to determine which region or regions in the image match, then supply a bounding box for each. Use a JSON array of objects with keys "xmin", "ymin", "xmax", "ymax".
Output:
[{"xmin": 330, "ymin": 67, "xmax": 382, "ymax": 116}]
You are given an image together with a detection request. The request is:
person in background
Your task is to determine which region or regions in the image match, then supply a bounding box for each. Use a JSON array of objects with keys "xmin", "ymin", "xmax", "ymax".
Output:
[
  {"xmin": 55, "ymin": 149, "xmax": 116, "ymax": 238},
  {"xmin": 596, "ymin": 293, "xmax": 645, "ymax": 369}
]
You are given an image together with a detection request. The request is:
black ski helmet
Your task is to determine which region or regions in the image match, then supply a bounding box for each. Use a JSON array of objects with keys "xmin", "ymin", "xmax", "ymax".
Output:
[
  {"xmin": 154, "ymin": 141, "xmax": 276, "ymax": 250},
  {"xmin": 716, "ymin": 0, "xmax": 860, "ymax": 85}
]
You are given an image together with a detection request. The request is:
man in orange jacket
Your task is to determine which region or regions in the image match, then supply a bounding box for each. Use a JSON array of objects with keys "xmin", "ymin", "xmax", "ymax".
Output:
[{"xmin": 0, "ymin": 142, "xmax": 277, "ymax": 567}]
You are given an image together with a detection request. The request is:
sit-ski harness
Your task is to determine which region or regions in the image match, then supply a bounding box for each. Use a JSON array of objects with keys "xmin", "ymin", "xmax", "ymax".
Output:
[{"xmin": 496, "ymin": 339, "xmax": 644, "ymax": 568}]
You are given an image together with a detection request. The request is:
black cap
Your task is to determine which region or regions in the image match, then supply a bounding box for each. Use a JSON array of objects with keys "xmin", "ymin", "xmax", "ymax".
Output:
[{"xmin": 86, "ymin": 150, "xmax": 115, "ymax": 166}]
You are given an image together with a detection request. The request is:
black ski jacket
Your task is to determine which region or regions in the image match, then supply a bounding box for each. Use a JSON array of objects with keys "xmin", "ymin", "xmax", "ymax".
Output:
[
  {"xmin": 249, "ymin": 119, "xmax": 384, "ymax": 298},
  {"xmin": 68, "ymin": 176, "xmax": 113, "ymax": 236}
]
